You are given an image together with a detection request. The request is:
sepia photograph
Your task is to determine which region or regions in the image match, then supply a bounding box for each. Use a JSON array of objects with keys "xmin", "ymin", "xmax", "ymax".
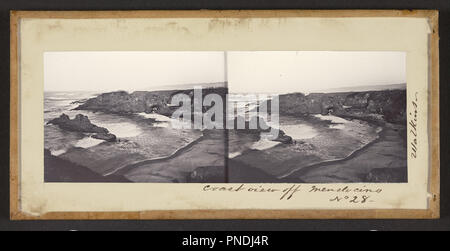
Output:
[
  {"xmin": 226, "ymin": 51, "xmax": 407, "ymax": 183},
  {"xmin": 44, "ymin": 51, "xmax": 228, "ymax": 183},
  {"xmin": 44, "ymin": 51, "xmax": 407, "ymax": 184}
]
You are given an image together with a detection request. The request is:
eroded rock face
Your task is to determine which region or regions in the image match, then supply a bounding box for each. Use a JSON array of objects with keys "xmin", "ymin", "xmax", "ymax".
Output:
[
  {"xmin": 74, "ymin": 88, "xmax": 228, "ymax": 117},
  {"xmin": 48, "ymin": 114, "xmax": 107, "ymax": 133},
  {"xmin": 91, "ymin": 133, "xmax": 117, "ymax": 142},
  {"xmin": 74, "ymin": 90, "xmax": 174, "ymax": 116},
  {"xmin": 229, "ymin": 116, "xmax": 293, "ymax": 144},
  {"xmin": 47, "ymin": 114, "xmax": 117, "ymax": 142},
  {"xmin": 279, "ymin": 90, "xmax": 406, "ymax": 124}
]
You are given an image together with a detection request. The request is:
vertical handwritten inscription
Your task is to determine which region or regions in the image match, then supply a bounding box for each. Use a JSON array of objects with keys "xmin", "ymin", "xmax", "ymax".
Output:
[{"xmin": 409, "ymin": 92, "xmax": 419, "ymax": 158}]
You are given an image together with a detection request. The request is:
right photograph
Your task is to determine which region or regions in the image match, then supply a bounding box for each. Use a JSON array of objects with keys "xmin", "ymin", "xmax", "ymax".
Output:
[{"xmin": 226, "ymin": 51, "xmax": 407, "ymax": 183}]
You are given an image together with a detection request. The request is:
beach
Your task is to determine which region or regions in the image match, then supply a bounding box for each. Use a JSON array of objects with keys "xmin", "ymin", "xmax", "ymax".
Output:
[
  {"xmin": 44, "ymin": 91, "xmax": 206, "ymax": 179},
  {"xmin": 44, "ymin": 88, "xmax": 407, "ymax": 183}
]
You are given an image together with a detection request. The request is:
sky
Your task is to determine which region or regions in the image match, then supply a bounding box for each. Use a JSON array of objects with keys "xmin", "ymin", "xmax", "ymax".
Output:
[
  {"xmin": 44, "ymin": 51, "xmax": 226, "ymax": 92},
  {"xmin": 44, "ymin": 51, "xmax": 406, "ymax": 93},
  {"xmin": 228, "ymin": 51, "xmax": 406, "ymax": 94}
]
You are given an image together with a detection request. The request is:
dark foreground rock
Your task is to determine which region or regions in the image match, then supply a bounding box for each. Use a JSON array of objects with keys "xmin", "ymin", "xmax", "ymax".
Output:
[
  {"xmin": 44, "ymin": 149, "xmax": 130, "ymax": 182},
  {"xmin": 91, "ymin": 133, "xmax": 116, "ymax": 142},
  {"xmin": 364, "ymin": 167, "xmax": 407, "ymax": 183},
  {"xmin": 272, "ymin": 130, "xmax": 293, "ymax": 144},
  {"xmin": 48, "ymin": 113, "xmax": 107, "ymax": 133},
  {"xmin": 48, "ymin": 113, "xmax": 116, "ymax": 142},
  {"xmin": 187, "ymin": 159, "xmax": 304, "ymax": 183},
  {"xmin": 187, "ymin": 166, "xmax": 226, "ymax": 183}
]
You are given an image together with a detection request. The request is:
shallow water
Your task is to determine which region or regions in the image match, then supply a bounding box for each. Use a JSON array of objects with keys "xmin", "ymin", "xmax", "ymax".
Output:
[
  {"xmin": 250, "ymin": 139, "xmax": 281, "ymax": 151},
  {"xmin": 137, "ymin": 112, "xmax": 193, "ymax": 129},
  {"xmin": 96, "ymin": 121, "xmax": 142, "ymax": 138},
  {"xmin": 51, "ymin": 149, "xmax": 67, "ymax": 156},
  {"xmin": 74, "ymin": 137, "xmax": 104, "ymax": 148},
  {"xmin": 44, "ymin": 91, "xmax": 200, "ymax": 158},
  {"xmin": 314, "ymin": 114, "xmax": 349, "ymax": 124},
  {"xmin": 227, "ymin": 115, "xmax": 321, "ymax": 158},
  {"xmin": 278, "ymin": 124, "xmax": 318, "ymax": 140},
  {"xmin": 228, "ymin": 152, "xmax": 243, "ymax": 158},
  {"xmin": 329, "ymin": 124, "xmax": 345, "ymax": 129}
]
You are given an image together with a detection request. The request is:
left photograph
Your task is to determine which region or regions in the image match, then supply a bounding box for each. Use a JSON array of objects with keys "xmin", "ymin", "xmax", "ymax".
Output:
[{"xmin": 44, "ymin": 51, "xmax": 228, "ymax": 183}]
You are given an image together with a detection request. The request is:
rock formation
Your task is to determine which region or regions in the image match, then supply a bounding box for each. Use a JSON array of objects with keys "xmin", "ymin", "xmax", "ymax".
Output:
[
  {"xmin": 91, "ymin": 133, "xmax": 117, "ymax": 142},
  {"xmin": 228, "ymin": 115, "xmax": 293, "ymax": 144},
  {"xmin": 74, "ymin": 87, "xmax": 228, "ymax": 117},
  {"xmin": 47, "ymin": 114, "xmax": 117, "ymax": 142},
  {"xmin": 279, "ymin": 89, "xmax": 406, "ymax": 124}
]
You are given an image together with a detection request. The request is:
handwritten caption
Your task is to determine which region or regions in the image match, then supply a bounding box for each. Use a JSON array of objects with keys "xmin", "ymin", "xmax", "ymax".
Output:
[
  {"xmin": 409, "ymin": 91, "xmax": 419, "ymax": 159},
  {"xmin": 202, "ymin": 184, "xmax": 382, "ymax": 204}
]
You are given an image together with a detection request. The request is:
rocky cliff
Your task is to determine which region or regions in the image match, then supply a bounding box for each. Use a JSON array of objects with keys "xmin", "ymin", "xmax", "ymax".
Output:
[
  {"xmin": 74, "ymin": 88, "xmax": 406, "ymax": 125},
  {"xmin": 279, "ymin": 89, "xmax": 406, "ymax": 124},
  {"xmin": 75, "ymin": 87, "xmax": 228, "ymax": 117}
]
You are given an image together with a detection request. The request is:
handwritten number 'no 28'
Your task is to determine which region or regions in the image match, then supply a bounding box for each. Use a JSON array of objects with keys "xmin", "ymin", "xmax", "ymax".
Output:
[{"xmin": 329, "ymin": 195, "xmax": 371, "ymax": 204}]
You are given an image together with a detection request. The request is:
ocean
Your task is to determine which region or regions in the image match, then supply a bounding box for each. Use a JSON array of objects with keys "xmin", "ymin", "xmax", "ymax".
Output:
[{"xmin": 44, "ymin": 91, "xmax": 201, "ymax": 158}]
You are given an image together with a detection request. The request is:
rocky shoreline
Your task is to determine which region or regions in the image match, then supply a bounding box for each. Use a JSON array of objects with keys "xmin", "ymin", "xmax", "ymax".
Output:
[
  {"xmin": 73, "ymin": 88, "xmax": 406, "ymax": 124},
  {"xmin": 279, "ymin": 89, "xmax": 406, "ymax": 124},
  {"xmin": 48, "ymin": 113, "xmax": 117, "ymax": 142},
  {"xmin": 74, "ymin": 87, "xmax": 228, "ymax": 117},
  {"xmin": 44, "ymin": 87, "xmax": 407, "ymax": 183}
]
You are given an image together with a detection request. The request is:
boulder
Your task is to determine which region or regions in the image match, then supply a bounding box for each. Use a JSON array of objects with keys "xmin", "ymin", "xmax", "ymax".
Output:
[
  {"xmin": 91, "ymin": 133, "xmax": 117, "ymax": 142},
  {"xmin": 48, "ymin": 113, "xmax": 108, "ymax": 134},
  {"xmin": 47, "ymin": 113, "xmax": 117, "ymax": 142},
  {"xmin": 273, "ymin": 130, "xmax": 293, "ymax": 144}
]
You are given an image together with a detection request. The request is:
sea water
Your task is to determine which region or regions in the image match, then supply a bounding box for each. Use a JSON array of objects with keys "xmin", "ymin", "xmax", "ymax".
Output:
[{"xmin": 44, "ymin": 91, "xmax": 192, "ymax": 156}]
